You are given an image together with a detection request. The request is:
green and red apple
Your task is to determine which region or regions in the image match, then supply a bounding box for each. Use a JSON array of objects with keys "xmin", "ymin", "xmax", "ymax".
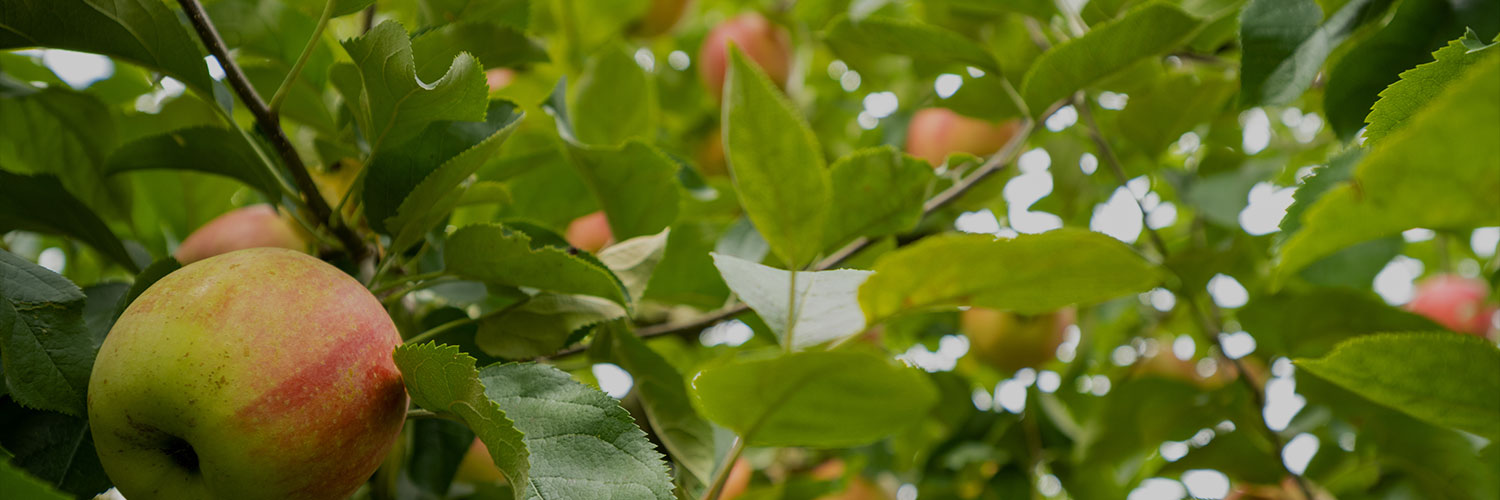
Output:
[
  {"xmin": 174, "ymin": 204, "xmax": 310, "ymax": 264},
  {"xmin": 632, "ymin": 0, "xmax": 691, "ymax": 37},
  {"xmin": 88, "ymin": 248, "xmax": 408, "ymax": 500},
  {"xmin": 961, "ymin": 307, "xmax": 1073, "ymax": 373},
  {"xmin": 905, "ymin": 108, "xmax": 1022, "ymax": 168},
  {"xmin": 566, "ymin": 211, "xmax": 614, "ymax": 253},
  {"xmin": 697, "ymin": 13, "xmax": 791, "ymax": 101},
  {"xmin": 1407, "ymin": 274, "xmax": 1497, "ymax": 337}
]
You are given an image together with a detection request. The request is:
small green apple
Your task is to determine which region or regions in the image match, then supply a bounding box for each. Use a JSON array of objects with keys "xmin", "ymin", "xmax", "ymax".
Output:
[
  {"xmin": 174, "ymin": 205, "xmax": 310, "ymax": 264},
  {"xmin": 961, "ymin": 307, "xmax": 1073, "ymax": 373},
  {"xmin": 88, "ymin": 248, "xmax": 408, "ymax": 500}
]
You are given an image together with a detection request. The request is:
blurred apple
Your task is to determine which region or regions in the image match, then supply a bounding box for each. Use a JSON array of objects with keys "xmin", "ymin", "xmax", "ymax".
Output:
[
  {"xmin": 1407, "ymin": 274, "xmax": 1497, "ymax": 336},
  {"xmin": 696, "ymin": 126, "xmax": 728, "ymax": 176},
  {"xmin": 632, "ymin": 0, "xmax": 690, "ymax": 37},
  {"xmin": 566, "ymin": 211, "xmax": 614, "ymax": 253},
  {"xmin": 174, "ymin": 204, "xmax": 310, "ymax": 264},
  {"xmin": 1133, "ymin": 350, "xmax": 1242, "ymax": 389},
  {"xmin": 88, "ymin": 248, "xmax": 407, "ymax": 500},
  {"xmin": 486, "ymin": 68, "xmax": 515, "ymax": 92},
  {"xmin": 961, "ymin": 307, "xmax": 1073, "ymax": 373},
  {"xmin": 698, "ymin": 13, "xmax": 791, "ymax": 101},
  {"xmin": 905, "ymin": 108, "xmax": 1022, "ymax": 168},
  {"xmin": 453, "ymin": 438, "xmax": 505, "ymax": 484},
  {"xmin": 719, "ymin": 458, "xmax": 753, "ymax": 499},
  {"xmin": 808, "ymin": 459, "xmax": 888, "ymax": 500}
]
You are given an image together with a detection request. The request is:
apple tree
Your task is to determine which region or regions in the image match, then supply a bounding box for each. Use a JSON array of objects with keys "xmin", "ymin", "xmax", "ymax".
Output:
[{"xmin": 1, "ymin": 0, "xmax": 1497, "ymax": 499}]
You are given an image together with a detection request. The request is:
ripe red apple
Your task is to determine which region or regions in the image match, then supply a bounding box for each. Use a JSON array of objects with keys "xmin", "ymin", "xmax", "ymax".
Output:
[
  {"xmin": 1407, "ymin": 274, "xmax": 1497, "ymax": 336},
  {"xmin": 697, "ymin": 13, "xmax": 791, "ymax": 101},
  {"xmin": 961, "ymin": 307, "xmax": 1073, "ymax": 373},
  {"xmin": 565, "ymin": 211, "xmax": 614, "ymax": 253},
  {"xmin": 174, "ymin": 204, "xmax": 310, "ymax": 264},
  {"xmin": 632, "ymin": 0, "xmax": 690, "ymax": 37},
  {"xmin": 88, "ymin": 248, "xmax": 408, "ymax": 500},
  {"xmin": 905, "ymin": 108, "xmax": 1023, "ymax": 167}
]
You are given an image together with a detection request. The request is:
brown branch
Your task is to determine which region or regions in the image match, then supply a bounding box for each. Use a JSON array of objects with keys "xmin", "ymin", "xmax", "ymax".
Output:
[
  {"xmin": 176, "ymin": 0, "xmax": 367, "ymax": 262},
  {"xmin": 1075, "ymin": 94, "xmax": 1318, "ymax": 500}
]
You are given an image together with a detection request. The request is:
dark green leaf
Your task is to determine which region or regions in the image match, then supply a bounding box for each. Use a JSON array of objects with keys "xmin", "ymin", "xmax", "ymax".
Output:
[
  {"xmin": 1278, "ymin": 52, "xmax": 1500, "ymax": 273},
  {"xmin": 822, "ymin": 147, "xmax": 932, "ymax": 252},
  {"xmin": 393, "ymin": 343, "xmax": 530, "ymax": 497},
  {"xmin": 406, "ymin": 419, "xmax": 474, "ymax": 498},
  {"xmin": 1240, "ymin": 288, "xmax": 1441, "ymax": 358},
  {"xmin": 445, "ymin": 224, "xmax": 629, "ymax": 306},
  {"xmin": 1363, "ymin": 33, "xmax": 1497, "ymax": 146},
  {"xmin": 0, "ymin": 173, "xmax": 137, "ymax": 274},
  {"xmin": 1117, "ymin": 71, "xmax": 1237, "ymax": 157},
  {"xmin": 859, "ymin": 230, "xmax": 1161, "ymax": 320},
  {"xmin": 1020, "ymin": 2, "xmax": 1200, "ymax": 114},
  {"xmin": 475, "ymin": 294, "xmax": 626, "ymax": 359},
  {"xmin": 480, "ymin": 362, "xmax": 675, "ymax": 499},
  {"xmin": 116, "ymin": 258, "xmax": 181, "ymax": 320},
  {"xmin": 0, "ymin": 88, "xmax": 127, "ymax": 222},
  {"xmin": 1239, "ymin": 0, "xmax": 1394, "ymax": 106},
  {"xmin": 723, "ymin": 47, "xmax": 830, "ymax": 268},
  {"xmin": 689, "ymin": 350, "xmax": 938, "ymax": 447},
  {"xmin": 562, "ymin": 142, "xmax": 681, "ymax": 242},
  {"xmin": 337, "ymin": 20, "xmax": 489, "ymax": 152},
  {"xmin": 0, "ymin": 0, "xmax": 214, "ymax": 92},
  {"xmin": 410, "ymin": 22, "xmax": 548, "ymax": 82},
  {"xmin": 597, "ymin": 325, "xmax": 715, "ymax": 485},
  {"xmin": 1297, "ymin": 333, "xmax": 1500, "ymax": 439},
  {"xmin": 0, "ymin": 250, "xmax": 91, "ymax": 416},
  {"xmin": 105, "ymin": 127, "xmax": 284, "ymax": 199},
  {"xmin": 421, "ymin": 0, "xmax": 531, "ymax": 30},
  {"xmin": 0, "ymin": 399, "xmax": 111, "ymax": 498}
]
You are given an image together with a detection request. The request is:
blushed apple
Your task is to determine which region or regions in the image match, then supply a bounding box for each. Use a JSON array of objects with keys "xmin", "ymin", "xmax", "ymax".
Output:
[
  {"xmin": 905, "ymin": 108, "xmax": 1022, "ymax": 167},
  {"xmin": 566, "ymin": 211, "xmax": 614, "ymax": 253},
  {"xmin": 485, "ymin": 68, "xmax": 515, "ymax": 92},
  {"xmin": 718, "ymin": 458, "xmax": 753, "ymax": 499},
  {"xmin": 174, "ymin": 205, "xmax": 309, "ymax": 264},
  {"xmin": 1407, "ymin": 274, "xmax": 1497, "ymax": 336},
  {"xmin": 88, "ymin": 248, "xmax": 408, "ymax": 500},
  {"xmin": 633, "ymin": 0, "xmax": 690, "ymax": 37},
  {"xmin": 961, "ymin": 307, "xmax": 1073, "ymax": 373},
  {"xmin": 697, "ymin": 13, "xmax": 791, "ymax": 101}
]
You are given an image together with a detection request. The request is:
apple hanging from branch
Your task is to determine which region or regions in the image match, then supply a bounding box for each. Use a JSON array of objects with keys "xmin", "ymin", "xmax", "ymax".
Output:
[
  {"xmin": 1406, "ymin": 274, "xmax": 1497, "ymax": 337},
  {"xmin": 961, "ymin": 307, "xmax": 1073, "ymax": 373},
  {"xmin": 173, "ymin": 204, "xmax": 310, "ymax": 264},
  {"xmin": 88, "ymin": 248, "xmax": 408, "ymax": 500},
  {"xmin": 905, "ymin": 108, "xmax": 1023, "ymax": 168},
  {"xmin": 697, "ymin": 12, "xmax": 791, "ymax": 101}
]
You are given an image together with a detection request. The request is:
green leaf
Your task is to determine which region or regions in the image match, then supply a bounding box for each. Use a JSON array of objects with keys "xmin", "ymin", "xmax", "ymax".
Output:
[
  {"xmin": 385, "ymin": 101, "xmax": 525, "ymax": 252},
  {"xmin": 0, "ymin": 399, "xmax": 112, "ymax": 499},
  {"xmin": 1020, "ymin": 2, "xmax": 1200, "ymax": 114},
  {"xmin": 331, "ymin": 0, "xmax": 376, "ymax": 17},
  {"xmin": 1278, "ymin": 53, "xmax": 1500, "ymax": 274},
  {"xmin": 0, "ymin": 458, "xmax": 69, "ymax": 500},
  {"xmin": 597, "ymin": 325, "xmax": 716, "ymax": 485},
  {"xmin": 116, "ymin": 258, "xmax": 181, "ymax": 320},
  {"xmin": 859, "ymin": 230, "xmax": 1160, "ymax": 321},
  {"xmin": 409, "ymin": 22, "xmax": 548, "ymax": 82},
  {"xmin": 1239, "ymin": 0, "xmax": 1394, "ymax": 106},
  {"xmin": 480, "ymin": 362, "xmax": 675, "ymax": 500},
  {"xmin": 421, "ymin": 0, "xmax": 530, "ymax": 30},
  {"xmin": 723, "ymin": 47, "xmax": 831, "ymax": 268},
  {"xmin": 597, "ymin": 230, "xmax": 671, "ymax": 304},
  {"xmin": 822, "ymin": 147, "xmax": 933, "ymax": 252},
  {"xmin": 0, "ymin": 88, "xmax": 127, "ymax": 222},
  {"xmin": 821, "ymin": 14, "xmax": 1000, "ymax": 72},
  {"xmin": 689, "ymin": 350, "xmax": 938, "ymax": 447},
  {"xmin": 393, "ymin": 343, "xmax": 530, "ymax": 497},
  {"xmin": 0, "ymin": 172, "xmax": 138, "ymax": 274},
  {"xmin": 1363, "ymin": 33, "xmax": 1497, "ymax": 146},
  {"xmin": 104, "ymin": 126, "xmax": 283, "ymax": 200},
  {"xmin": 563, "ymin": 142, "xmax": 682, "ymax": 242},
  {"xmin": 1322, "ymin": 0, "xmax": 1487, "ymax": 141},
  {"xmin": 1117, "ymin": 71, "xmax": 1237, "ymax": 157},
  {"xmin": 1079, "ymin": 377, "xmax": 1247, "ymax": 465},
  {"xmin": 445, "ymin": 224, "xmax": 629, "ymax": 306},
  {"xmin": 0, "ymin": 250, "xmax": 91, "ymax": 416},
  {"xmin": 337, "ymin": 20, "xmax": 490, "ymax": 152},
  {"xmin": 363, "ymin": 100, "xmax": 522, "ymax": 237},
  {"xmin": 406, "ymin": 419, "xmax": 474, "ymax": 498},
  {"xmin": 1296, "ymin": 333, "xmax": 1500, "ymax": 439},
  {"xmin": 0, "ymin": 0, "xmax": 214, "ymax": 93},
  {"xmin": 475, "ymin": 294, "xmax": 627, "ymax": 359},
  {"xmin": 1240, "ymin": 288, "xmax": 1441, "ymax": 358},
  {"xmin": 710, "ymin": 253, "xmax": 874, "ymax": 351},
  {"xmin": 1280, "ymin": 148, "xmax": 1361, "ymax": 237},
  {"xmin": 571, "ymin": 45, "xmax": 658, "ymax": 147}
]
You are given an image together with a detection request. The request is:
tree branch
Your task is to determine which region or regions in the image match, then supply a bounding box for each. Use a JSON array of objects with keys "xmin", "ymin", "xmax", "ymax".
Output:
[
  {"xmin": 176, "ymin": 0, "xmax": 367, "ymax": 261},
  {"xmin": 1075, "ymin": 94, "xmax": 1318, "ymax": 500}
]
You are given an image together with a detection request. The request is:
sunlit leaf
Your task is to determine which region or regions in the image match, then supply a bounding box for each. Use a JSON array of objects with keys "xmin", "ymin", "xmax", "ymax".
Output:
[
  {"xmin": 1020, "ymin": 2, "xmax": 1200, "ymax": 113},
  {"xmin": 445, "ymin": 224, "xmax": 628, "ymax": 306},
  {"xmin": 711, "ymin": 253, "xmax": 873, "ymax": 351}
]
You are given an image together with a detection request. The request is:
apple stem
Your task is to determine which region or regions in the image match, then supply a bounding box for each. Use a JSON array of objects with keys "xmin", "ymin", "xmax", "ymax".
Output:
[{"xmin": 1076, "ymin": 94, "xmax": 1320, "ymax": 500}]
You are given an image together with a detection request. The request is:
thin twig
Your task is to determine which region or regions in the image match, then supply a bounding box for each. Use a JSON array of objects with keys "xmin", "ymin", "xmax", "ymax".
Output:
[
  {"xmin": 1076, "ymin": 94, "xmax": 1318, "ymax": 500},
  {"xmin": 176, "ymin": 0, "xmax": 367, "ymax": 261},
  {"xmin": 268, "ymin": 0, "xmax": 335, "ymax": 112}
]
